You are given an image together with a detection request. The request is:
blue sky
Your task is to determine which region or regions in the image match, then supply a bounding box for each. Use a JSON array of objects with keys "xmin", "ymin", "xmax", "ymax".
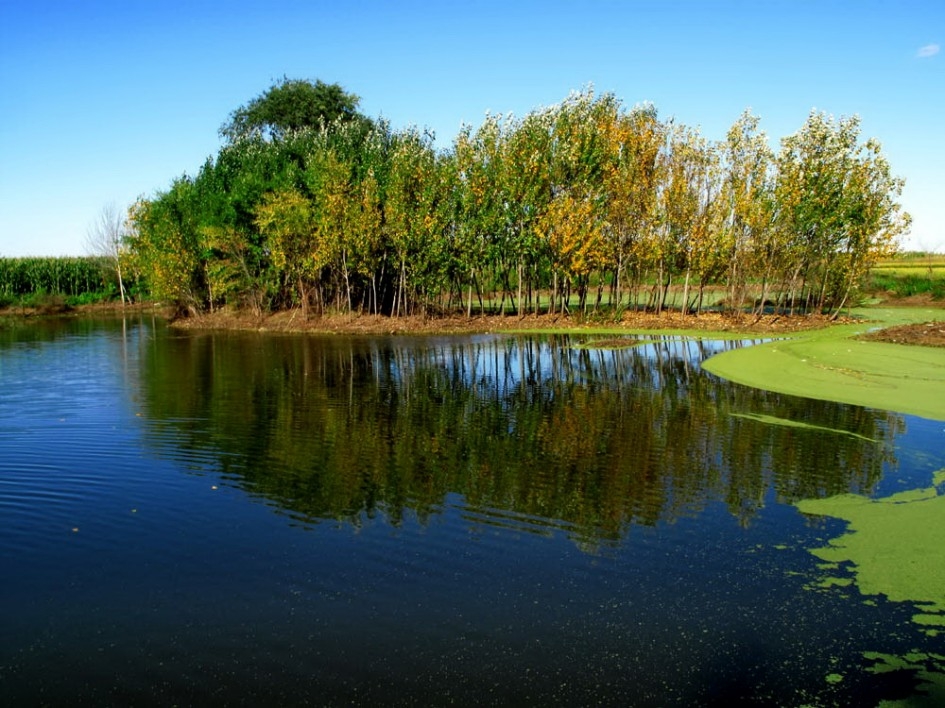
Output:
[{"xmin": 1, "ymin": 0, "xmax": 942, "ymax": 256}]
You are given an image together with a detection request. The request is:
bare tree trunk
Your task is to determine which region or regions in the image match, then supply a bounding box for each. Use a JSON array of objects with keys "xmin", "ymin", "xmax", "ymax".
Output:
[
  {"xmin": 116, "ymin": 258, "xmax": 127, "ymax": 307},
  {"xmin": 517, "ymin": 261, "xmax": 523, "ymax": 318},
  {"xmin": 342, "ymin": 250, "xmax": 352, "ymax": 314},
  {"xmin": 552, "ymin": 270, "xmax": 558, "ymax": 315},
  {"xmin": 298, "ymin": 277, "xmax": 309, "ymax": 318}
]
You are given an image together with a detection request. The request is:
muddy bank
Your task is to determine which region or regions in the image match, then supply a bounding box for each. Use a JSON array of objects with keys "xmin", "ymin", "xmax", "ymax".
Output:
[
  {"xmin": 168, "ymin": 307, "xmax": 845, "ymax": 337},
  {"xmin": 860, "ymin": 321, "xmax": 945, "ymax": 348}
]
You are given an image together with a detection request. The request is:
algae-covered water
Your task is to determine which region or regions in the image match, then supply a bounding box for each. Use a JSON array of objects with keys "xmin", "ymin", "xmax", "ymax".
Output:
[
  {"xmin": 703, "ymin": 306, "xmax": 945, "ymax": 420},
  {"xmin": 1, "ymin": 316, "xmax": 943, "ymax": 705}
]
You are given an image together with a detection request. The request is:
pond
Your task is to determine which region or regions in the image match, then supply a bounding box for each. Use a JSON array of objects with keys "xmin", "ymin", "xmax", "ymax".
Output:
[{"xmin": 1, "ymin": 316, "xmax": 942, "ymax": 705}]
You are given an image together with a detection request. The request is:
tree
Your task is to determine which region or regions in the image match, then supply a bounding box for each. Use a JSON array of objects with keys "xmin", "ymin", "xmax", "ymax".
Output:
[
  {"xmin": 774, "ymin": 111, "xmax": 909, "ymax": 313},
  {"xmin": 85, "ymin": 202, "xmax": 128, "ymax": 305},
  {"xmin": 220, "ymin": 78, "xmax": 364, "ymax": 142},
  {"xmin": 537, "ymin": 190, "xmax": 605, "ymax": 313},
  {"xmin": 659, "ymin": 126, "xmax": 722, "ymax": 315},
  {"xmin": 451, "ymin": 116, "xmax": 507, "ymax": 315},
  {"xmin": 823, "ymin": 137, "xmax": 910, "ymax": 314},
  {"xmin": 720, "ymin": 110, "xmax": 774, "ymax": 315},
  {"xmin": 254, "ymin": 187, "xmax": 318, "ymax": 316},
  {"xmin": 500, "ymin": 110, "xmax": 554, "ymax": 316},
  {"xmin": 347, "ymin": 165, "xmax": 385, "ymax": 313},
  {"xmin": 126, "ymin": 178, "xmax": 204, "ymax": 314},
  {"xmin": 304, "ymin": 147, "xmax": 350, "ymax": 312},
  {"xmin": 384, "ymin": 129, "xmax": 445, "ymax": 315},
  {"xmin": 601, "ymin": 103, "xmax": 665, "ymax": 309}
]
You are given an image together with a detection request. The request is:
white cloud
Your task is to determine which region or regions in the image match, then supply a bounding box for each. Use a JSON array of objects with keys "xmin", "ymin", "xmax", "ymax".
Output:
[{"xmin": 916, "ymin": 43, "xmax": 940, "ymax": 58}]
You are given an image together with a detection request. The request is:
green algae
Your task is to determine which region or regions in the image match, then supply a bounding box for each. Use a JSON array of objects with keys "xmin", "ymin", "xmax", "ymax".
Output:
[
  {"xmin": 796, "ymin": 485, "xmax": 945, "ymax": 623},
  {"xmin": 578, "ymin": 337, "xmax": 649, "ymax": 350},
  {"xmin": 703, "ymin": 307, "xmax": 945, "ymax": 421},
  {"xmin": 731, "ymin": 411, "xmax": 880, "ymax": 442},
  {"xmin": 867, "ymin": 652, "xmax": 945, "ymax": 707},
  {"xmin": 815, "ymin": 576, "xmax": 854, "ymax": 589},
  {"xmin": 914, "ymin": 614, "xmax": 945, "ymax": 627},
  {"xmin": 798, "ymin": 471, "xmax": 945, "ymax": 702}
]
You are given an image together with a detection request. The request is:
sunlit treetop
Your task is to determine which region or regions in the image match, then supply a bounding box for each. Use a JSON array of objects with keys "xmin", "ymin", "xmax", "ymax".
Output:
[{"xmin": 220, "ymin": 77, "xmax": 366, "ymax": 142}]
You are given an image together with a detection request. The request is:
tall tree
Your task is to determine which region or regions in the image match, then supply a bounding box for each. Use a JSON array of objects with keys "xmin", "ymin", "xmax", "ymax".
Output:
[
  {"xmin": 775, "ymin": 111, "xmax": 909, "ymax": 313},
  {"xmin": 221, "ymin": 78, "xmax": 364, "ymax": 142},
  {"xmin": 453, "ymin": 115, "xmax": 506, "ymax": 315},
  {"xmin": 254, "ymin": 187, "xmax": 318, "ymax": 316},
  {"xmin": 660, "ymin": 126, "xmax": 722, "ymax": 315},
  {"xmin": 126, "ymin": 178, "xmax": 203, "ymax": 314},
  {"xmin": 601, "ymin": 103, "xmax": 665, "ymax": 309},
  {"xmin": 304, "ymin": 147, "xmax": 350, "ymax": 312},
  {"xmin": 823, "ymin": 137, "xmax": 910, "ymax": 314},
  {"xmin": 721, "ymin": 110, "xmax": 774, "ymax": 314},
  {"xmin": 501, "ymin": 110, "xmax": 554, "ymax": 316},
  {"xmin": 538, "ymin": 190, "xmax": 605, "ymax": 313}
]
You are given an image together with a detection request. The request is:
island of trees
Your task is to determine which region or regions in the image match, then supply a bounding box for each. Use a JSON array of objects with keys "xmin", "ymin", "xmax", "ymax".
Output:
[{"xmin": 123, "ymin": 78, "xmax": 910, "ymax": 320}]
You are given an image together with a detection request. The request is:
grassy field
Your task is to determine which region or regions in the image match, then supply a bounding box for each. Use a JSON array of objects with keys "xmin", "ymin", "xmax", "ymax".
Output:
[
  {"xmin": 868, "ymin": 252, "xmax": 945, "ymax": 299},
  {"xmin": 872, "ymin": 251, "xmax": 945, "ymax": 275}
]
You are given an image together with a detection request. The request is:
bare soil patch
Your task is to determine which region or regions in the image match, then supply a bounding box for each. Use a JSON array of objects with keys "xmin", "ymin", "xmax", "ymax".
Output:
[
  {"xmin": 860, "ymin": 322, "xmax": 945, "ymax": 348},
  {"xmin": 873, "ymin": 292, "xmax": 944, "ymax": 307}
]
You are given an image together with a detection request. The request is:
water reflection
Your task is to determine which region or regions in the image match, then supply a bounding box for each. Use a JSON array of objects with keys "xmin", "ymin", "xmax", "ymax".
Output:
[
  {"xmin": 4, "ymin": 319, "xmax": 934, "ymax": 704},
  {"xmin": 138, "ymin": 331, "xmax": 901, "ymax": 545}
]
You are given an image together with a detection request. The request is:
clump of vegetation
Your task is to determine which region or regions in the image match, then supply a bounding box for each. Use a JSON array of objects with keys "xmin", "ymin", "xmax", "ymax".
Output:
[{"xmin": 116, "ymin": 79, "xmax": 913, "ymax": 320}]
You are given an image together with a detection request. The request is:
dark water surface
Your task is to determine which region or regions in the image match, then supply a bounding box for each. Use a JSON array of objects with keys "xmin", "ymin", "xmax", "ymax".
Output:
[{"xmin": 1, "ymin": 317, "xmax": 942, "ymax": 706}]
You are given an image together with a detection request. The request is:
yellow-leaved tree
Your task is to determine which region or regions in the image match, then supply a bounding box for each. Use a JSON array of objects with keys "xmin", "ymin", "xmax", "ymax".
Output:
[{"xmin": 254, "ymin": 187, "xmax": 317, "ymax": 316}]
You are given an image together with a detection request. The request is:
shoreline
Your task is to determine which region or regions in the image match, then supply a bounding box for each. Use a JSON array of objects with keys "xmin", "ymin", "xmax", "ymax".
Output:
[
  {"xmin": 5, "ymin": 301, "xmax": 944, "ymax": 420},
  {"xmin": 172, "ymin": 304, "xmax": 945, "ymax": 422},
  {"xmin": 167, "ymin": 307, "xmax": 845, "ymax": 338}
]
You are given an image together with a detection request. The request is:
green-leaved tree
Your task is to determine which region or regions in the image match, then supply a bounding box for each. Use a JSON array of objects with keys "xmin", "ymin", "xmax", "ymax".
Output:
[{"xmin": 220, "ymin": 78, "xmax": 365, "ymax": 142}]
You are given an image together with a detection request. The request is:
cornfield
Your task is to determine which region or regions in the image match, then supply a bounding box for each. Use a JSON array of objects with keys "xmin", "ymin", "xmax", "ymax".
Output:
[{"xmin": 0, "ymin": 257, "xmax": 110, "ymax": 297}]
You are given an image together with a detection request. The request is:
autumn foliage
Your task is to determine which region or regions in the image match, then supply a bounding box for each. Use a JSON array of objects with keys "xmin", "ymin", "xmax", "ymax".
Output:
[{"xmin": 126, "ymin": 84, "xmax": 910, "ymax": 319}]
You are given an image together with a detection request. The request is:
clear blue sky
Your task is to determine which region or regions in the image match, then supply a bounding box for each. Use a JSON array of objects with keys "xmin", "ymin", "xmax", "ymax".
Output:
[{"xmin": 1, "ymin": 0, "xmax": 942, "ymax": 256}]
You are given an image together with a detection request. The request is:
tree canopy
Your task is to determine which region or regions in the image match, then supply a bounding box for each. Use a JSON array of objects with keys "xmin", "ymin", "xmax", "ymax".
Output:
[
  {"xmin": 130, "ymin": 84, "xmax": 910, "ymax": 320},
  {"xmin": 220, "ymin": 78, "xmax": 365, "ymax": 142}
]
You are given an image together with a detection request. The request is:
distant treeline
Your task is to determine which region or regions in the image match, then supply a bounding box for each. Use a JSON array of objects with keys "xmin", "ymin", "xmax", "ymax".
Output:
[{"xmin": 121, "ymin": 81, "xmax": 910, "ymax": 318}]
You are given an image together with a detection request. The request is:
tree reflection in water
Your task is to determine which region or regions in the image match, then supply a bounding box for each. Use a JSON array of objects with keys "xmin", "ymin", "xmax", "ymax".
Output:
[{"xmin": 138, "ymin": 331, "xmax": 901, "ymax": 548}]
